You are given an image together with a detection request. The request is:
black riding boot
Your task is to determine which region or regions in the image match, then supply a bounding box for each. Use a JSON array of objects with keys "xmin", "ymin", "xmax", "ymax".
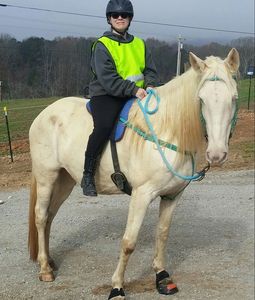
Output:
[{"xmin": 81, "ymin": 155, "xmax": 97, "ymax": 196}]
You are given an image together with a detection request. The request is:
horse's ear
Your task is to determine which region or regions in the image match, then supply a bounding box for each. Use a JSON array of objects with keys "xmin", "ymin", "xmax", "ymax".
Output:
[
  {"xmin": 224, "ymin": 48, "xmax": 240, "ymax": 73},
  {"xmin": 189, "ymin": 52, "xmax": 207, "ymax": 73}
]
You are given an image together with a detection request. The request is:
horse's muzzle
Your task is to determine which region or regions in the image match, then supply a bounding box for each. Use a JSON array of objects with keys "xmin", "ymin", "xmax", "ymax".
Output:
[{"xmin": 206, "ymin": 151, "xmax": 228, "ymax": 165}]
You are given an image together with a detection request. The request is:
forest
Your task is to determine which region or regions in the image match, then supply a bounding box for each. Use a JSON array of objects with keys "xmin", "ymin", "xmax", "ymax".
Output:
[{"xmin": 0, "ymin": 34, "xmax": 254, "ymax": 99}]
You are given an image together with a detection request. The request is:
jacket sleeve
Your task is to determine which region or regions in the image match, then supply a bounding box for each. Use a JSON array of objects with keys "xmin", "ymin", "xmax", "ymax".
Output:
[
  {"xmin": 143, "ymin": 44, "xmax": 159, "ymax": 88},
  {"xmin": 91, "ymin": 42, "xmax": 139, "ymax": 98}
]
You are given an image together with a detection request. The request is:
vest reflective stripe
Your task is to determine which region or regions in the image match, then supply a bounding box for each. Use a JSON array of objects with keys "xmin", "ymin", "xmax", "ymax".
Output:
[
  {"xmin": 126, "ymin": 74, "xmax": 144, "ymax": 82},
  {"xmin": 97, "ymin": 36, "xmax": 146, "ymax": 88}
]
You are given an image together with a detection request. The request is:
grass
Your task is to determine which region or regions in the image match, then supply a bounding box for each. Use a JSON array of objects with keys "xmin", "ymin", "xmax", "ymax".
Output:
[
  {"xmin": 0, "ymin": 97, "xmax": 59, "ymax": 109},
  {"xmin": 0, "ymin": 97, "xmax": 59, "ymax": 155},
  {"xmin": 239, "ymin": 141, "xmax": 255, "ymax": 159},
  {"xmin": 238, "ymin": 77, "xmax": 255, "ymax": 108}
]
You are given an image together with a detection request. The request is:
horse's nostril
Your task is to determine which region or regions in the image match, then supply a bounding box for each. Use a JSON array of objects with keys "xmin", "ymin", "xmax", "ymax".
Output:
[
  {"xmin": 222, "ymin": 152, "xmax": 227, "ymax": 162},
  {"xmin": 206, "ymin": 152, "xmax": 212, "ymax": 163}
]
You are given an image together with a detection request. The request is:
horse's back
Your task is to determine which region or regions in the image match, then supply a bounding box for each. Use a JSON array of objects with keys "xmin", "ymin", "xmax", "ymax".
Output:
[
  {"xmin": 30, "ymin": 96, "xmax": 88, "ymax": 127},
  {"xmin": 30, "ymin": 96, "xmax": 91, "ymax": 145}
]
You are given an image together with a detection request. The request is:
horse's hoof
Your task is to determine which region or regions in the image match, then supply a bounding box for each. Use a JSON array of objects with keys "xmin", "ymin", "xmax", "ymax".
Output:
[
  {"xmin": 157, "ymin": 279, "xmax": 178, "ymax": 295},
  {"xmin": 108, "ymin": 288, "xmax": 125, "ymax": 299},
  {"xmin": 156, "ymin": 270, "xmax": 178, "ymax": 295},
  {"xmin": 39, "ymin": 271, "xmax": 55, "ymax": 282}
]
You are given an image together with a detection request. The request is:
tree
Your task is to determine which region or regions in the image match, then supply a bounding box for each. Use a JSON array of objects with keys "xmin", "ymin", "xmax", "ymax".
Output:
[
  {"xmin": 230, "ymin": 37, "xmax": 255, "ymax": 76},
  {"xmin": 0, "ymin": 34, "xmax": 253, "ymax": 99}
]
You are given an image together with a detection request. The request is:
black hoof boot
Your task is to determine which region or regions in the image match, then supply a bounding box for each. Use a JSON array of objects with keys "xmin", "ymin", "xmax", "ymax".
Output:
[
  {"xmin": 81, "ymin": 172, "xmax": 97, "ymax": 196},
  {"xmin": 156, "ymin": 270, "xmax": 178, "ymax": 295},
  {"xmin": 108, "ymin": 288, "xmax": 125, "ymax": 299}
]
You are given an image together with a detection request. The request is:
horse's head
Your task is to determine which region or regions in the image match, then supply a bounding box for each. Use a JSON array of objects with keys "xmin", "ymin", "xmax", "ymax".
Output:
[{"xmin": 189, "ymin": 48, "xmax": 239, "ymax": 166}]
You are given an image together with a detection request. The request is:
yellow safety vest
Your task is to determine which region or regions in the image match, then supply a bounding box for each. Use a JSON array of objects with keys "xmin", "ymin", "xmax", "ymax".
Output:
[{"xmin": 96, "ymin": 36, "xmax": 145, "ymax": 88}]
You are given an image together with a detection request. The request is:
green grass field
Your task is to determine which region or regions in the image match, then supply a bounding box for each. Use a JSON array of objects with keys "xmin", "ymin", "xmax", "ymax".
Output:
[
  {"xmin": 0, "ymin": 97, "xmax": 60, "ymax": 155},
  {"xmin": 238, "ymin": 78, "xmax": 255, "ymax": 107},
  {"xmin": 0, "ymin": 97, "xmax": 59, "ymax": 137},
  {"xmin": 0, "ymin": 78, "xmax": 254, "ymax": 156}
]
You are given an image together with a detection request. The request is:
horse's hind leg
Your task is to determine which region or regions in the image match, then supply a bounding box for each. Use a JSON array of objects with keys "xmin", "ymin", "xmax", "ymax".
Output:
[
  {"xmin": 35, "ymin": 170, "xmax": 59, "ymax": 281},
  {"xmin": 152, "ymin": 195, "xmax": 180, "ymax": 295},
  {"xmin": 45, "ymin": 168, "xmax": 76, "ymax": 271},
  {"xmin": 36, "ymin": 169, "xmax": 75, "ymax": 281}
]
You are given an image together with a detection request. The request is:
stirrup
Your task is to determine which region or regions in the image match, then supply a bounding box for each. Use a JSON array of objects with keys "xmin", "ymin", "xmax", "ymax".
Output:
[{"xmin": 111, "ymin": 171, "xmax": 132, "ymax": 195}]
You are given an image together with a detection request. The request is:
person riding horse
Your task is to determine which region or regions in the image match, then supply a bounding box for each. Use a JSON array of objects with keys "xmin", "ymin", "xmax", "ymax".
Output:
[{"xmin": 81, "ymin": 0, "xmax": 159, "ymax": 196}]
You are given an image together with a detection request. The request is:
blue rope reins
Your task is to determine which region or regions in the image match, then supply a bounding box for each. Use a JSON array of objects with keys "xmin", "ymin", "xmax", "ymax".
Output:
[{"xmin": 135, "ymin": 89, "xmax": 208, "ymax": 181}]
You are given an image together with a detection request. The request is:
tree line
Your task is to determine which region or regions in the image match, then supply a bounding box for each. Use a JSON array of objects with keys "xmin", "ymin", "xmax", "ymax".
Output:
[{"xmin": 0, "ymin": 34, "xmax": 253, "ymax": 99}]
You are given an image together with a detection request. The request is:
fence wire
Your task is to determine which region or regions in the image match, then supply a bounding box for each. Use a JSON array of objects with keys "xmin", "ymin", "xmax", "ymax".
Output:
[{"xmin": 0, "ymin": 104, "xmax": 48, "ymax": 157}]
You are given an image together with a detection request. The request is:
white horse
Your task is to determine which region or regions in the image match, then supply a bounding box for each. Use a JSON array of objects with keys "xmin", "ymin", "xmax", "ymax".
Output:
[{"xmin": 28, "ymin": 49, "xmax": 239, "ymax": 299}]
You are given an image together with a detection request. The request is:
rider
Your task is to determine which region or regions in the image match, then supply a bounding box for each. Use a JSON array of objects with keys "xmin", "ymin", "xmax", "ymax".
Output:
[{"xmin": 81, "ymin": 0, "xmax": 159, "ymax": 196}]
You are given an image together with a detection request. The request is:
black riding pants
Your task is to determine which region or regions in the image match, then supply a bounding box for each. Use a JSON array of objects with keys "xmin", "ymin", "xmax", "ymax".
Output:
[{"xmin": 85, "ymin": 95, "xmax": 128, "ymax": 158}]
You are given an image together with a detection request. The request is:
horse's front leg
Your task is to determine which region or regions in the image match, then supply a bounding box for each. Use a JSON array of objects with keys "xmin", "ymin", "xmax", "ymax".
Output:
[
  {"xmin": 152, "ymin": 195, "xmax": 180, "ymax": 295},
  {"xmin": 109, "ymin": 189, "xmax": 152, "ymax": 300}
]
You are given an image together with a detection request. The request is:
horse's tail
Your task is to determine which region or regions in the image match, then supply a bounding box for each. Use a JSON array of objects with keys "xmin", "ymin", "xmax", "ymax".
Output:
[{"xmin": 28, "ymin": 173, "xmax": 38, "ymax": 261}]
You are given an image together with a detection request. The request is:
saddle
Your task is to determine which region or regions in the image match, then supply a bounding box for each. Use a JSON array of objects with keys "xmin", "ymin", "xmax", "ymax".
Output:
[{"xmin": 86, "ymin": 99, "xmax": 134, "ymax": 195}]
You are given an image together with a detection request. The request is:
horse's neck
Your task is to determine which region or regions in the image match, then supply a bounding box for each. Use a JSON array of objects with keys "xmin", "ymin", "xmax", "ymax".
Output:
[
  {"xmin": 162, "ymin": 68, "xmax": 200, "ymax": 100},
  {"xmin": 130, "ymin": 69, "xmax": 203, "ymax": 155}
]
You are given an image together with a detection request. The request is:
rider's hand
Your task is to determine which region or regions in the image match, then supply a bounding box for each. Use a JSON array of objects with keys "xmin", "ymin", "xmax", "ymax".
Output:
[{"xmin": 135, "ymin": 88, "xmax": 147, "ymax": 100}]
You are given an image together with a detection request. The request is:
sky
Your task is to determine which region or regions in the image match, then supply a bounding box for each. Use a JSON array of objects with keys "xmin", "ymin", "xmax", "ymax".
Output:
[{"xmin": 0, "ymin": 0, "xmax": 254, "ymax": 45}]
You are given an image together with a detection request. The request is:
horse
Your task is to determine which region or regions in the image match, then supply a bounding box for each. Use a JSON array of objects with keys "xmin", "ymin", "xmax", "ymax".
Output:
[{"xmin": 28, "ymin": 48, "xmax": 239, "ymax": 299}]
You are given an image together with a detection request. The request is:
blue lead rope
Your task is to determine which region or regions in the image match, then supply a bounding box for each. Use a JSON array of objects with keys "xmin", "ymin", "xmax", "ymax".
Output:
[{"xmin": 137, "ymin": 89, "xmax": 207, "ymax": 181}]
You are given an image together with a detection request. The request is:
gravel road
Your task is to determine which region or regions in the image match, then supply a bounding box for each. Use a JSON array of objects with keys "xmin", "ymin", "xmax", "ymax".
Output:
[{"xmin": 0, "ymin": 170, "xmax": 254, "ymax": 300}]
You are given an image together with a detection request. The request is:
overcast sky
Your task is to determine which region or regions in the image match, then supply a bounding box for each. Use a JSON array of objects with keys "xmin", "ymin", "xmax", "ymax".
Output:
[{"xmin": 0, "ymin": 0, "xmax": 254, "ymax": 44}]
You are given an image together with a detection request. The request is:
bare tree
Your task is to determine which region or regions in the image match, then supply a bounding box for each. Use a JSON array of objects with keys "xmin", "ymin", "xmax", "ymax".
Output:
[{"xmin": 230, "ymin": 37, "xmax": 255, "ymax": 76}]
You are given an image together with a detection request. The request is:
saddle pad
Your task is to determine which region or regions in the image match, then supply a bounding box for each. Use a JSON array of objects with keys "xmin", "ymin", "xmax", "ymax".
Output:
[{"xmin": 86, "ymin": 98, "xmax": 135, "ymax": 142}]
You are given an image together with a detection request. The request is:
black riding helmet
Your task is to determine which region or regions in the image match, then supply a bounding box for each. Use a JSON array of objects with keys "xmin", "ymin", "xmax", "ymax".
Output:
[
  {"xmin": 106, "ymin": 0, "xmax": 134, "ymax": 34},
  {"xmin": 106, "ymin": 0, "xmax": 134, "ymax": 19}
]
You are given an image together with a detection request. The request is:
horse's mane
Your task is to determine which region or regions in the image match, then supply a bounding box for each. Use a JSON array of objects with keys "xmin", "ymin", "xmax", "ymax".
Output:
[
  {"xmin": 128, "ymin": 66, "xmax": 203, "ymax": 157},
  {"xmin": 127, "ymin": 55, "xmax": 236, "ymax": 159}
]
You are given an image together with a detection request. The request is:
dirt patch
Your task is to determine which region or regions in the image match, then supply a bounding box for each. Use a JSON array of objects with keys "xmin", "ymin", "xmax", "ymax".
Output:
[
  {"xmin": 0, "ymin": 153, "xmax": 31, "ymax": 189},
  {"xmin": 0, "ymin": 109, "xmax": 254, "ymax": 189},
  {"xmin": 211, "ymin": 108, "xmax": 254, "ymax": 170}
]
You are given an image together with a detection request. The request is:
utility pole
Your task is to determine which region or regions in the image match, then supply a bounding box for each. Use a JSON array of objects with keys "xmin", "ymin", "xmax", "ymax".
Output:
[
  {"xmin": 176, "ymin": 35, "xmax": 184, "ymax": 76},
  {"xmin": 247, "ymin": 65, "xmax": 254, "ymax": 110},
  {"xmin": 0, "ymin": 81, "xmax": 2, "ymax": 101}
]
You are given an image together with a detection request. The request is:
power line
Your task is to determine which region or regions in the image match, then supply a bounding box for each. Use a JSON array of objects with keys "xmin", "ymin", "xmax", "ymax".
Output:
[
  {"xmin": 135, "ymin": 20, "xmax": 254, "ymax": 35},
  {"xmin": 0, "ymin": 3, "xmax": 104, "ymax": 19},
  {"xmin": 0, "ymin": 14, "xmax": 178, "ymax": 40},
  {"xmin": 0, "ymin": 3, "xmax": 254, "ymax": 35}
]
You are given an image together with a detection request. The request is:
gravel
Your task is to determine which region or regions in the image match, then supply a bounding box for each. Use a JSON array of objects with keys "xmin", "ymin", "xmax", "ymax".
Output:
[{"xmin": 0, "ymin": 169, "xmax": 254, "ymax": 300}]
